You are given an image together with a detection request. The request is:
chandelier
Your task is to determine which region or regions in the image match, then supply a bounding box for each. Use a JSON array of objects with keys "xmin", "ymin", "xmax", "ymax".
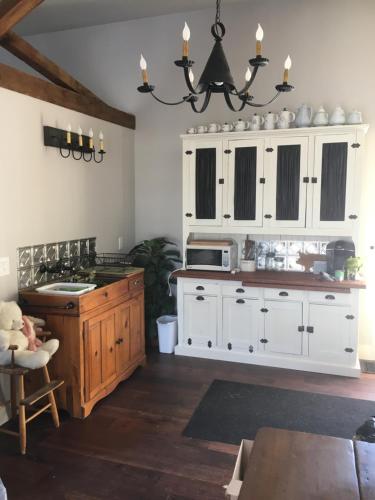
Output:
[{"xmin": 137, "ymin": 0, "xmax": 294, "ymax": 113}]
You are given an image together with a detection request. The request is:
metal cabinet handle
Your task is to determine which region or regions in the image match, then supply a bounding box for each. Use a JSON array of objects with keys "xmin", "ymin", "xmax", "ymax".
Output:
[
  {"xmin": 279, "ymin": 291, "xmax": 289, "ymax": 297},
  {"xmin": 236, "ymin": 288, "xmax": 245, "ymax": 293},
  {"xmin": 185, "ymin": 213, "xmax": 192, "ymax": 217},
  {"xmin": 228, "ymin": 343, "xmax": 232, "ymax": 350},
  {"xmin": 306, "ymin": 326, "xmax": 314, "ymax": 333},
  {"xmin": 236, "ymin": 299, "xmax": 245, "ymax": 304},
  {"xmin": 196, "ymin": 295, "xmax": 204, "ymax": 301},
  {"xmin": 196, "ymin": 286, "xmax": 205, "ymax": 290},
  {"xmin": 187, "ymin": 338, "xmax": 192, "ymax": 345},
  {"xmin": 345, "ymin": 347, "xmax": 354, "ymax": 353},
  {"xmin": 208, "ymin": 340, "xmax": 212, "ymax": 348},
  {"xmin": 264, "ymin": 214, "xmax": 272, "ymax": 219},
  {"xmin": 325, "ymin": 294, "xmax": 335, "ymax": 300}
]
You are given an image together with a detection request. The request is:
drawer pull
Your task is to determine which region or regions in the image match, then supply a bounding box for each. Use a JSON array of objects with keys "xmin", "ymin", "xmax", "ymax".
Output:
[
  {"xmin": 185, "ymin": 213, "xmax": 192, "ymax": 217},
  {"xmin": 103, "ymin": 291, "xmax": 109, "ymax": 298},
  {"xmin": 260, "ymin": 308, "xmax": 268, "ymax": 313},
  {"xmin": 260, "ymin": 338, "xmax": 268, "ymax": 344},
  {"xmin": 306, "ymin": 326, "xmax": 314, "ymax": 333},
  {"xmin": 325, "ymin": 294, "xmax": 335, "ymax": 300},
  {"xmin": 345, "ymin": 347, "xmax": 354, "ymax": 353},
  {"xmin": 228, "ymin": 343, "xmax": 232, "ymax": 350},
  {"xmin": 187, "ymin": 338, "xmax": 192, "ymax": 345},
  {"xmin": 298, "ymin": 326, "xmax": 304, "ymax": 332},
  {"xmin": 196, "ymin": 286, "xmax": 205, "ymax": 291},
  {"xmin": 236, "ymin": 299, "xmax": 245, "ymax": 304},
  {"xmin": 279, "ymin": 291, "xmax": 289, "ymax": 297},
  {"xmin": 208, "ymin": 340, "xmax": 212, "ymax": 348},
  {"xmin": 116, "ymin": 339, "xmax": 121, "ymax": 345},
  {"xmin": 346, "ymin": 315, "xmax": 355, "ymax": 320},
  {"xmin": 196, "ymin": 295, "xmax": 204, "ymax": 301},
  {"xmin": 249, "ymin": 345, "xmax": 254, "ymax": 353},
  {"xmin": 264, "ymin": 214, "xmax": 272, "ymax": 219},
  {"xmin": 110, "ymin": 347, "xmax": 113, "ymax": 353},
  {"xmin": 236, "ymin": 288, "xmax": 245, "ymax": 293}
]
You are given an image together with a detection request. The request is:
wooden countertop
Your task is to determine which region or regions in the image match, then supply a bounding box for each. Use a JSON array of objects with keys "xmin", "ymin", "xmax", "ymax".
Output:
[{"xmin": 173, "ymin": 269, "xmax": 366, "ymax": 293}]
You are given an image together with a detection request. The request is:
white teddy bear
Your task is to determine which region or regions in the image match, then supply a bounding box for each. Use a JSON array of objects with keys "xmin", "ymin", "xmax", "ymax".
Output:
[{"xmin": 0, "ymin": 301, "xmax": 59, "ymax": 370}]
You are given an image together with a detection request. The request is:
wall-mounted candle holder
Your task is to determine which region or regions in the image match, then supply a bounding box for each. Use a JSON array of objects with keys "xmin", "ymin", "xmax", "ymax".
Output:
[{"xmin": 43, "ymin": 126, "xmax": 106, "ymax": 163}]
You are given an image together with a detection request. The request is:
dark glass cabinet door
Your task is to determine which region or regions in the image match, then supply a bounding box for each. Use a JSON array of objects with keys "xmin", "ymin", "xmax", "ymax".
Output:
[
  {"xmin": 185, "ymin": 142, "xmax": 223, "ymax": 226},
  {"xmin": 313, "ymin": 134, "xmax": 356, "ymax": 229},
  {"xmin": 264, "ymin": 137, "xmax": 308, "ymax": 228},
  {"xmin": 227, "ymin": 139, "xmax": 264, "ymax": 227}
]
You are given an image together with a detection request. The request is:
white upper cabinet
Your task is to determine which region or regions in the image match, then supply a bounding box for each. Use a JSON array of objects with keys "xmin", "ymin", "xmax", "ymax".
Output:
[
  {"xmin": 224, "ymin": 139, "xmax": 265, "ymax": 227},
  {"xmin": 263, "ymin": 136, "xmax": 309, "ymax": 228},
  {"xmin": 183, "ymin": 139, "xmax": 223, "ymax": 226},
  {"xmin": 312, "ymin": 133, "xmax": 358, "ymax": 231}
]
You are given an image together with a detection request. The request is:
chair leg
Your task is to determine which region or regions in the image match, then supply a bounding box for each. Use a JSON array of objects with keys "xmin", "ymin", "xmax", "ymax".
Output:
[
  {"xmin": 42, "ymin": 365, "xmax": 60, "ymax": 428},
  {"xmin": 10, "ymin": 373, "xmax": 17, "ymax": 419},
  {"xmin": 18, "ymin": 375, "xmax": 26, "ymax": 455}
]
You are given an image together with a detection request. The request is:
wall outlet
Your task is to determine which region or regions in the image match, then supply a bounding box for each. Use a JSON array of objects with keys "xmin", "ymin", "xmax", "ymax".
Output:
[
  {"xmin": 0, "ymin": 257, "xmax": 10, "ymax": 277},
  {"xmin": 118, "ymin": 236, "xmax": 124, "ymax": 251}
]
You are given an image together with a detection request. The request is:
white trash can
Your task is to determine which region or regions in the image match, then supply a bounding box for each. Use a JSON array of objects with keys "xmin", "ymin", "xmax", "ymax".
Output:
[{"xmin": 157, "ymin": 315, "xmax": 178, "ymax": 353}]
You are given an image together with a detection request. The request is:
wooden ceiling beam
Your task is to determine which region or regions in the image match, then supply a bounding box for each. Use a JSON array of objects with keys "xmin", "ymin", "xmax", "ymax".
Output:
[
  {"xmin": 0, "ymin": 62, "xmax": 136, "ymax": 129},
  {"xmin": 1, "ymin": 31, "xmax": 102, "ymax": 100},
  {"xmin": 0, "ymin": 0, "xmax": 44, "ymax": 39}
]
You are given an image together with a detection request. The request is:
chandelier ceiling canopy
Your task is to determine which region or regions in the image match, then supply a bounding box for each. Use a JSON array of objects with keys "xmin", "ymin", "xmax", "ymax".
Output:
[{"xmin": 137, "ymin": 0, "xmax": 294, "ymax": 113}]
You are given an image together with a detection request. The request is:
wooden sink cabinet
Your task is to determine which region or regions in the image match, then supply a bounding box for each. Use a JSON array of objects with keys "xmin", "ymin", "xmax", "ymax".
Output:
[{"xmin": 19, "ymin": 271, "xmax": 145, "ymax": 418}]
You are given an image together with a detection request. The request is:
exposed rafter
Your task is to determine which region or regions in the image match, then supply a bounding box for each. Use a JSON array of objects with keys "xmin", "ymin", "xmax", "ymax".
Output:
[
  {"xmin": 1, "ymin": 31, "xmax": 102, "ymax": 100},
  {"xmin": 0, "ymin": 62, "xmax": 136, "ymax": 129},
  {"xmin": 0, "ymin": 0, "xmax": 43, "ymax": 39}
]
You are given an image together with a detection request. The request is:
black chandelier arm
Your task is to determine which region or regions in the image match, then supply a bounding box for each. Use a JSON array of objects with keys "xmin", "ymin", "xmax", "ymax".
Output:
[
  {"xmin": 224, "ymin": 90, "xmax": 247, "ymax": 112},
  {"xmin": 189, "ymin": 90, "xmax": 212, "ymax": 113},
  {"xmin": 232, "ymin": 65, "xmax": 259, "ymax": 97},
  {"xmin": 150, "ymin": 91, "xmax": 189, "ymax": 106},
  {"xmin": 245, "ymin": 91, "xmax": 281, "ymax": 108},
  {"xmin": 182, "ymin": 66, "xmax": 206, "ymax": 95}
]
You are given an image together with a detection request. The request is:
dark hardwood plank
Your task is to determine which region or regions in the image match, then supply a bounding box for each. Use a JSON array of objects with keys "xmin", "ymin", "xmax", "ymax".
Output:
[
  {"xmin": 0, "ymin": 62, "xmax": 135, "ymax": 129},
  {"xmin": 1, "ymin": 354, "xmax": 375, "ymax": 499},
  {"xmin": 1, "ymin": 31, "xmax": 102, "ymax": 100},
  {"xmin": 354, "ymin": 440, "xmax": 375, "ymax": 500},
  {"xmin": 0, "ymin": 0, "xmax": 43, "ymax": 39}
]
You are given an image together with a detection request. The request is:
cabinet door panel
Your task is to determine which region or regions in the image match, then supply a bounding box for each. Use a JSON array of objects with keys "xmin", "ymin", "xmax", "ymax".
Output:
[
  {"xmin": 101, "ymin": 313, "xmax": 117, "ymax": 385},
  {"xmin": 308, "ymin": 303, "xmax": 356, "ymax": 364},
  {"xmin": 130, "ymin": 296, "xmax": 143, "ymax": 361},
  {"xmin": 264, "ymin": 137, "xmax": 308, "ymax": 228},
  {"xmin": 222, "ymin": 297, "xmax": 260, "ymax": 351},
  {"xmin": 183, "ymin": 294, "xmax": 217, "ymax": 347},
  {"xmin": 312, "ymin": 134, "xmax": 357, "ymax": 229},
  {"xmin": 115, "ymin": 303, "xmax": 130, "ymax": 374},
  {"xmin": 264, "ymin": 300, "xmax": 304, "ymax": 356},
  {"xmin": 226, "ymin": 139, "xmax": 264, "ymax": 227},
  {"xmin": 185, "ymin": 141, "xmax": 223, "ymax": 226},
  {"xmin": 84, "ymin": 318, "xmax": 103, "ymax": 401}
]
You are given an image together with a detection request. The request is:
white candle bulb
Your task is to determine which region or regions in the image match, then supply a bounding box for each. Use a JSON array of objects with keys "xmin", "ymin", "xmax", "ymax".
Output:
[
  {"xmin": 67, "ymin": 124, "xmax": 72, "ymax": 132},
  {"xmin": 189, "ymin": 69, "xmax": 194, "ymax": 83},
  {"xmin": 245, "ymin": 67, "xmax": 252, "ymax": 82},
  {"xmin": 78, "ymin": 126, "xmax": 82, "ymax": 136},
  {"xmin": 284, "ymin": 55, "xmax": 292, "ymax": 70},
  {"xmin": 139, "ymin": 54, "xmax": 147, "ymax": 70},
  {"xmin": 256, "ymin": 24, "xmax": 264, "ymax": 41},
  {"xmin": 99, "ymin": 131, "xmax": 104, "ymax": 151},
  {"xmin": 89, "ymin": 128, "xmax": 94, "ymax": 138},
  {"xmin": 77, "ymin": 126, "xmax": 83, "ymax": 147},
  {"xmin": 182, "ymin": 22, "xmax": 190, "ymax": 41}
]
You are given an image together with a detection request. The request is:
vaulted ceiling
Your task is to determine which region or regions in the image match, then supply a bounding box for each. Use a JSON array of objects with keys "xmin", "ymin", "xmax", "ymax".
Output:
[{"xmin": 16, "ymin": 0, "xmax": 247, "ymax": 35}]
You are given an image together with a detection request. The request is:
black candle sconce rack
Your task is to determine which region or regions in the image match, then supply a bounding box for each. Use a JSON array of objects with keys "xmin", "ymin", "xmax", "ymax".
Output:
[{"xmin": 43, "ymin": 126, "xmax": 106, "ymax": 163}]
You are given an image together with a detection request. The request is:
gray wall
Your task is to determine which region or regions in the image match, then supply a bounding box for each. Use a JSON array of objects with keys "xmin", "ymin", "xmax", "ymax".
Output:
[{"xmin": 12, "ymin": 0, "xmax": 375, "ymax": 250}]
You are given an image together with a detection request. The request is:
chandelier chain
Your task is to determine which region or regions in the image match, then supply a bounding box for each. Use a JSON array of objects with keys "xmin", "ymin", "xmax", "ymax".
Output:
[{"xmin": 215, "ymin": 0, "xmax": 221, "ymax": 25}]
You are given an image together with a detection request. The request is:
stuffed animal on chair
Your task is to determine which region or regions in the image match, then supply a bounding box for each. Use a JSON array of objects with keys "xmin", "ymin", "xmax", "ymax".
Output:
[{"xmin": 0, "ymin": 301, "xmax": 59, "ymax": 369}]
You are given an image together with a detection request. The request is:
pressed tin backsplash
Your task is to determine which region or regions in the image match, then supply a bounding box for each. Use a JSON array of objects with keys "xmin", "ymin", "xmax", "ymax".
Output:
[{"xmin": 17, "ymin": 237, "xmax": 96, "ymax": 289}]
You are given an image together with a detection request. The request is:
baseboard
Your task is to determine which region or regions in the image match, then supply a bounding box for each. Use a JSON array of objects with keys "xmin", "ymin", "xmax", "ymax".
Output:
[{"xmin": 174, "ymin": 345, "xmax": 360, "ymax": 378}]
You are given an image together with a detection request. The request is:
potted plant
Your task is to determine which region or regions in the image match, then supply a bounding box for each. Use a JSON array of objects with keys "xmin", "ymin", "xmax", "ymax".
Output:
[
  {"xmin": 345, "ymin": 256, "xmax": 363, "ymax": 280},
  {"xmin": 129, "ymin": 237, "xmax": 182, "ymax": 347}
]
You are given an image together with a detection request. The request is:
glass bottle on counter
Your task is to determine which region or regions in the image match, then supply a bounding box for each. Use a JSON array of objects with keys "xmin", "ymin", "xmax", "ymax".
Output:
[
  {"xmin": 265, "ymin": 252, "xmax": 276, "ymax": 271},
  {"xmin": 274, "ymin": 256, "xmax": 285, "ymax": 271}
]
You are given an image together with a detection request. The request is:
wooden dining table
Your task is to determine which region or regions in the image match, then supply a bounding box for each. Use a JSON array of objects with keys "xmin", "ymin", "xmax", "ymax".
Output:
[{"xmin": 238, "ymin": 427, "xmax": 375, "ymax": 500}]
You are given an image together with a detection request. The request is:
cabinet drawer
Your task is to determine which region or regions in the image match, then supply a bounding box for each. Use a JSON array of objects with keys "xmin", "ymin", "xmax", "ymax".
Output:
[
  {"xmin": 308, "ymin": 291, "xmax": 352, "ymax": 306},
  {"xmin": 222, "ymin": 285, "xmax": 261, "ymax": 298},
  {"xmin": 183, "ymin": 281, "xmax": 220, "ymax": 295},
  {"xmin": 264, "ymin": 288, "xmax": 304, "ymax": 301},
  {"xmin": 129, "ymin": 274, "xmax": 144, "ymax": 291}
]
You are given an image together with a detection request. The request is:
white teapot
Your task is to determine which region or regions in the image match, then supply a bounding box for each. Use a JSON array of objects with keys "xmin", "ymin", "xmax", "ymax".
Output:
[
  {"xmin": 329, "ymin": 106, "xmax": 346, "ymax": 125},
  {"xmin": 208, "ymin": 122, "xmax": 221, "ymax": 133},
  {"xmin": 277, "ymin": 108, "xmax": 295, "ymax": 129},
  {"xmin": 249, "ymin": 113, "xmax": 264, "ymax": 131},
  {"xmin": 295, "ymin": 104, "xmax": 313, "ymax": 128},
  {"xmin": 222, "ymin": 122, "xmax": 234, "ymax": 132},
  {"xmin": 312, "ymin": 106, "xmax": 329, "ymax": 126},
  {"xmin": 233, "ymin": 118, "xmax": 249, "ymax": 131},
  {"xmin": 263, "ymin": 112, "xmax": 278, "ymax": 130}
]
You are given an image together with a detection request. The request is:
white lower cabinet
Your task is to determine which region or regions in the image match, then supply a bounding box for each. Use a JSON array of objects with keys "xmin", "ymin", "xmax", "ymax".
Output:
[
  {"xmin": 183, "ymin": 293, "xmax": 218, "ymax": 348},
  {"xmin": 308, "ymin": 303, "xmax": 356, "ymax": 364},
  {"xmin": 263, "ymin": 300, "xmax": 304, "ymax": 356},
  {"xmin": 222, "ymin": 297, "xmax": 261, "ymax": 352},
  {"xmin": 177, "ymin": 279, "xmax": 360, "ymax": 377}
]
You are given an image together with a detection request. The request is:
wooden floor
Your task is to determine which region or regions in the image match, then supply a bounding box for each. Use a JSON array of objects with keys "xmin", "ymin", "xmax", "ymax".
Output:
[{"xmin": 1, "ymin": 353, "xmax": 375, "ymax": 499}]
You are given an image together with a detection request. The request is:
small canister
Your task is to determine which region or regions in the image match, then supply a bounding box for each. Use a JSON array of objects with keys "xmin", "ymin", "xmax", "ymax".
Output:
[
  {"xmin": 274, "ymin": 256, "xmax": 285, "ymax": 271},
  {"xmin": 265, "ymin": 252, "xmax": 276, "ymax": 271}
]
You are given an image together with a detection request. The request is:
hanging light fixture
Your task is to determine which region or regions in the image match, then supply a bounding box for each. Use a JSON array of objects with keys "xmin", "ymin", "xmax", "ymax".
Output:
[{"xmin": 137, "ymin": 0, "xmax": 294, "ymax": 113}]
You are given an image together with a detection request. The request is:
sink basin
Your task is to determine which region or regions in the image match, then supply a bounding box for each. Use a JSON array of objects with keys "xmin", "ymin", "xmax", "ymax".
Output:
[{"xmin": 36, "ymin": 282, "xmax": 97, "ymax": 295}]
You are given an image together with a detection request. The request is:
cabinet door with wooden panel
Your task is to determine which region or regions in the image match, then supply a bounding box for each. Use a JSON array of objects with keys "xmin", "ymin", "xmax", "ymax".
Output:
[
  {"xmin": 263, "ymin": 300, "xmax": 304, "ymax": 356},
  {"xmin": 129, "ymin": 293, "xmax": 145, "ymax": 362},
  {"xmin": 312, "ymin": 133, "xmax": 358, "ymax": 230},
  {"xmin": 224, "ymin": 139, "xmax": 265, "ymax": 227},
  {"xmin": 183, "ymin": 140, "xmax": 223, "ymax": 226},
  {"xmin": 115, "ymin": 302, "xmax": 130, "ymax": 374},
  {"xmin": 222, "ymin": 296, "xmax": 261, "ymax": 352},
  {"xmin": 83, "ymin": 316, "xmax": 103, "ymax": 402},
  {"xmin": 308, "ymin": 303, "xmax": 357, "ymax": 364},
  {"xmin": 263, "ymin": 136, "xmax": 309, "ymax": 228},
  {"xmin": 101, "ymin": 312, "xmax": 117, "ymax": 386}
]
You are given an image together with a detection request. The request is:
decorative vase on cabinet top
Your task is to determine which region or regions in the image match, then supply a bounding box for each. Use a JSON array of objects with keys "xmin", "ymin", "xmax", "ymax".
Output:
[
  {"xmin": 295, "ymin": 104, "xmax": 313, "ymax": 127},
  {"xmin": 329, "ymin": 106, "xmax": 346, "ymax": 125},
  {"xmin": 263, "ymin": 112, "xmax": 278, "ymax": 130},
  {"xmin": 312, "ymin": 106, "xmax": 329, "ymax": 126},
  {"xmin": 249, "ymin": 113, "xmax": 264, "ymax": 131},
  {"xmin": 277, "ymin": 108, "xmax": 295, "ymax": 129},
  {"xmin": 347, "ymin": 110, "xmax": 362, "ymax": 124}
]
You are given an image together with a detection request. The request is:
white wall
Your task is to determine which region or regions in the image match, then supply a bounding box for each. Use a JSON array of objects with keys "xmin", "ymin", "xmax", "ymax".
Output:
[{"xmin": 0, "ymin": 87, "xmax": 135, "ymax": 422}]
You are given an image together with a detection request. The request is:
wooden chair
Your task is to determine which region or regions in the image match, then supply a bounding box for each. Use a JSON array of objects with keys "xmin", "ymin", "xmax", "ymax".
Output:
[{"xmin": 0, "ymin": 331, "xmax": 64, "ymax": 455}]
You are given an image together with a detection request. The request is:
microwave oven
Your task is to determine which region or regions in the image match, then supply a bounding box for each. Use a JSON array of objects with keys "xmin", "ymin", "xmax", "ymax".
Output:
[{"xmin": 186, "ymin": 241, "xmax": 238, "ymax": 271}]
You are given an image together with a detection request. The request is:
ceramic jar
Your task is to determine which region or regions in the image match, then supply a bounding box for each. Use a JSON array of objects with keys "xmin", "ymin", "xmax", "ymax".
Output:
[
  {"xmin": 263, "ymin": 112, "xmax": 278, "ymax": 130},
  {"xmin": 277, "ymin": 108, "xmax": 295, "ymax": 129},
  {"xmin": 329, "ymin": 106, "xmax": 346, "ymax": 125},
  {"xmin": 249, "ymin": 113, "xmax": 264, "ymax": 131},
  {"xmin": 312, "ymin": 106, "xmax": 329, "ymax": 126},
  {"xmin": 222, "ymin": 122, "xmax": 234, "ymax": 132},
  {"xmin": 295, "ymin": 104, "xmax": 313, "ymax": 128},
  {"xmin": 208, "ymin": 123, "xmax": 221, "ymax": 133},
  {"xmin": 196, "ymin": 125, "xmax": 208, "ymax": 134},
  {"xmin": 347, "ymin": 110, "xmax": 362, "ymax": 124},
  {"xmin": 233, "ymin": 119, "xmax": 249, "ymax": 131}
]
